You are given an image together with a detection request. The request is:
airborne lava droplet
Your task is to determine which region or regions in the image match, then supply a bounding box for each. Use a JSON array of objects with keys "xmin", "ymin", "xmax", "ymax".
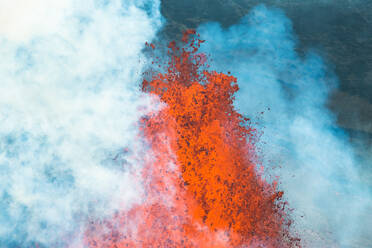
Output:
[{"xmin": 84, "ymin": 31, "xmax": 300, "ymax": 248}]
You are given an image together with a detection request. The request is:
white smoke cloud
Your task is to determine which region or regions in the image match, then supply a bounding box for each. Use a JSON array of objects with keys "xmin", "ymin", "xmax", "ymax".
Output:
[
  {"xmin": 198, "ymin": 5, "xmax": 372, "ymax": 247},
  {"xmin": 0, "ymin": 0, "xmax": 73, "ymax": 42},
  {"xmin": 0, "ymin": 0, "xmax": 162, "ymax": 247}
]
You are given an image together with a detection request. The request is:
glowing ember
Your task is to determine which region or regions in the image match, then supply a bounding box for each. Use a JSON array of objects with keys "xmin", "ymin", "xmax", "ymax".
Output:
[{"xmin": 84, "ymin": 31, "xmax": 300, "ymax": 248}]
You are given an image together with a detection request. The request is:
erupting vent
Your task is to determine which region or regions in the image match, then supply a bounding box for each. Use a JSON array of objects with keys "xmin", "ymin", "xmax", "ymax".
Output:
[{"xmin": 84, "ymin": 31, "xmax": 300, "ymax": 248}]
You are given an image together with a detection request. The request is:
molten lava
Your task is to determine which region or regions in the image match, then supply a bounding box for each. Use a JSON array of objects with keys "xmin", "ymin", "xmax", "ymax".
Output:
[{"xmin": 84, "ymin": 31, "xmax": 300, "ymax": 248}]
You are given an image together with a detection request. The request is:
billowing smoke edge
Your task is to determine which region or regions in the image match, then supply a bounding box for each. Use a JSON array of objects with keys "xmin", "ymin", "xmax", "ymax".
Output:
[{"xmin": 0, "ymin": 0, "xmax": 163, "ymax": 247}]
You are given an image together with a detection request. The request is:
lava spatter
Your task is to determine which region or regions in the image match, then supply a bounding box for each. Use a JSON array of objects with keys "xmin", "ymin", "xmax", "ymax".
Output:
[{"xmin": 84, "ymin": 31, "xmax": 300, "ymax": 248}]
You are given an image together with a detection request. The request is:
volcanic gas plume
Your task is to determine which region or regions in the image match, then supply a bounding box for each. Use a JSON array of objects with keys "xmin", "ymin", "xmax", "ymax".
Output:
[
  {"xmin": 2, "ymin": 1, "xmax": 371, "ymax": 247},
  {"xmin": 84, "ymin": 31, "xmax": 300, "ymax": 248}
]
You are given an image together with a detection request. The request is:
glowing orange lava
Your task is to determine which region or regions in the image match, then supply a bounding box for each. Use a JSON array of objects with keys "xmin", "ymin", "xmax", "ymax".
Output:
[{"xmin": 84, "ymin": 31, "xmax": 300, "ymax": 248}]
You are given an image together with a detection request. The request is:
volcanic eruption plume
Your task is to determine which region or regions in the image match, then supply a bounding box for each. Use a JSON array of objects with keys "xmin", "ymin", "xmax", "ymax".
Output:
[
  {"xmin": 84, "ymin": 31, "xmax": 300, "ymax": 248},
  {"xmin": 2, "ymin": 1, "xmax": 372, "ymax": 247}
]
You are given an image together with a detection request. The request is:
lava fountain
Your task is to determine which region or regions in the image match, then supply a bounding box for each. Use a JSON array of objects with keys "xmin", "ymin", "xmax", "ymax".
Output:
[{"xmin": 84, "ymin": 30, "xmax": 300, "ymax": 248}]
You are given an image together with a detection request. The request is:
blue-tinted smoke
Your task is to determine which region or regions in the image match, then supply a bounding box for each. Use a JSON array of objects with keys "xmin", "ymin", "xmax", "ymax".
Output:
[
  {"xmin": 198, "ymin": 5, "xmax": 372, "ymax": 247},
  {"xmin": 0, "ymin": 0, "xmax": 162, "ymax": 247}
]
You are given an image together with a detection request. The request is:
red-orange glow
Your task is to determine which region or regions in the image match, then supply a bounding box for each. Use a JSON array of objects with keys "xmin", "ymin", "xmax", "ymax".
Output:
[{"xmin": 84, "ymin": 31, "xmax": 300, "ymax": 248}]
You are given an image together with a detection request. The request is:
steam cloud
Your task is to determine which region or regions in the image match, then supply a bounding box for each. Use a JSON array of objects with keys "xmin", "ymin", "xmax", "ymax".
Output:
[
  {"xmin": 1, "ymin": 1, "xmax": 371, "ymax": 247},
  {"xmin": 0, "ymin": 0, "xmax": 162, "ymax": 247},
  {"xmin": 198, "ymin": 5, "xmax": 372, "ymax": 247}
]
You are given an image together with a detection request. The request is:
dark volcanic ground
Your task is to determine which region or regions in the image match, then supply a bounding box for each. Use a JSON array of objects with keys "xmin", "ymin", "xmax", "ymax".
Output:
[{"xmin": 160, "ymin": 0, "xmax": 372, "ymax": 246}]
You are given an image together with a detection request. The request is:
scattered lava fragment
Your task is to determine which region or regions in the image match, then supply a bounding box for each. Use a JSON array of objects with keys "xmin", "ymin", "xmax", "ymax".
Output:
[{"xmin": 84, "ymin": 31, "xmax": 300, "ymax": 248}]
